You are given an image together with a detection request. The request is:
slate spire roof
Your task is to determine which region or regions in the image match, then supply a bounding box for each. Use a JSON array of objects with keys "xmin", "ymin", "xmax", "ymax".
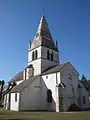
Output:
[
  {"xmin": 29, "ymin": 15, "xmax": 58, "ymax": 51},
  {"xmin": 36, "ymin": 15, "xmax": 53, "ymax": 40}
]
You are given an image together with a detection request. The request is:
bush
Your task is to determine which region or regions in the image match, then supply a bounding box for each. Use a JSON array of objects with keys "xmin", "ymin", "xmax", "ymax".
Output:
[
  {"xmin": 68, "ymin": 103, "xmax": 81, "ymax": 111},
  {"xmin": 0, "ymin": 104, "xmax": 4, "ymax": 107}
]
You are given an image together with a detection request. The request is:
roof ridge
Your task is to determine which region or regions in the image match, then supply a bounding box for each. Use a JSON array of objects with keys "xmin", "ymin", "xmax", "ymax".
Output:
[
  {"xmin": 8, "ymin": 70, "xmax": 23, "ymax": 83},
  {"xmin": 42, "ymin": 62, "xmax": 69, "ymax": 75}
]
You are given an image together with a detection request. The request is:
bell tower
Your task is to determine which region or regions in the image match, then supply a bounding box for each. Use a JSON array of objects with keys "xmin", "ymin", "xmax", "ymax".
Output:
[{"xmin": 28, "ymin": 16, "xmax": 59, "ymax": 76}]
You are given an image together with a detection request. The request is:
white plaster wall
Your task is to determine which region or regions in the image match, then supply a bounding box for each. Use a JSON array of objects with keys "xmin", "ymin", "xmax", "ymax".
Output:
[
  {"xmin": 56, "ymin": 72, "xmax": 61, "ymax": 84},
  {"xmin": 20, "ymin": 73, "xmax": 61, "ymax": 111},
  {"xmin": 26, "ymin": 68, "xmax": 29, "ymax": 79},
  {"xmin": 5, "ymin": 94, "xmax": 9, "ymax": 110},
  {"xmin": 60, "ymin": 64, "xmax": 79, "ymax": 111},
  {"xmin": 41, "ymin": 73, "xmax": 57, "ymax": 111},
  {"xmin": 28, "ymin": 46, "xmax": 41, "ymax": 76},
  {"xmin": 79, "ymin": 84, "xmax": 90, "ymax": 108},
  {"xmin": 28, "ymin": 46, "xmax": 41, "ymax": 62},
  {"xmin": 10, "ymin": 93, "xmax": 20, "ymax": 111},
  {"xmin": 4, "ymin": 95, "xmax": 6, "ymax": 108},
  {"xmin": 28, "ymin": 46, "xmax": 59, "ymax": 75},
  {"xmin": 41, "ymin": 46, "xmax": 59, "ymax": 72},
  {"xmin": 60, "ymin": 63, "xmax": 89, "ymax": 111},
  {"xmin": 5, "ymin": 80, "xmax": 22, "ymax": 111},
  {"xmin": 20, "ymin": 76, "xmax": 41, "ymax": 110},
  {"xmin": 26, "ymin": 68, "xmax": 34, "ymax": 79},
  {"xmin": 29, "ymin": 59, "xmax": 41, "ymax": 76},
  {"xmin": 23, "ymin": 69, "xmax": 26, "ymax": 80}
]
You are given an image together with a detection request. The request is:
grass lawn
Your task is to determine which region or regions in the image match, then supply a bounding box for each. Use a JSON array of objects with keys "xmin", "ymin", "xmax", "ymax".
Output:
[{"xmin": 0, "ymin": 108, "xmax": 90, "ymax": 120}]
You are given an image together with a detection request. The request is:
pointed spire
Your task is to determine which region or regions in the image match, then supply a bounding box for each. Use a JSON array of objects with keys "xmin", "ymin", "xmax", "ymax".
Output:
[
  {"xmin": 40, "ymin": 15, "xmax": 47, "ymax": 25},
  {"xmin": 28, "ymin": 41, "xmax": 31, "ymax": 50},
  {"xmin": 37, "ymin": 15, "xmax": 46, "ymax": 31},
  {"xmin": 35, "ymin": 15, "xmax": 52, "ymax": 40},
  {"xmin": 30, "ymin": 15, "xmax": 58, "ymax": 51}
]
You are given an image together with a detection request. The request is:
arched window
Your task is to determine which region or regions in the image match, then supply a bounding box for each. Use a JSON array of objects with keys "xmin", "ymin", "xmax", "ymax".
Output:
[
  {"xmin": 15, "ymin": 93, "xmax": 17, "ymax": 102},
  {"xmin": 51, "ymin": 52, "xmax": 53, "ymax": 60},
  {"xmin": 83, "ymin": 96, "xmax": 86, "ymax": 104},
  {"xmin": 47, "ymin": 50, "xmax": 50, "ymax": 60},
  {"xmin": 32, "ymin": 51, "xmax": 34, "ymax": 61},
  {"xmin": 35, "ymin": 50, "xmax": 38, "ymax": 59},
  {"xmin": 47, "ymin": 89, "xmax": 52, "ymax": 103}
]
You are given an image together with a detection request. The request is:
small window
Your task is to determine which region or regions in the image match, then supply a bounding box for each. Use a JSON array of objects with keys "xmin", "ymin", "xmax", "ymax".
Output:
[
  {"xmin": 15, "ymin": 93, "xmax": 17, "ymax": 102},
  {"xmin": 68, "ymin": 73, "xmax": 72, "ymax": 80},
  {"xmin": 32, "ymin": 51, "xmax": 34, "ymax": 61},
  {"xmin": 83, "ymin": 96, "xmax": 86, "ymax": 104},
  {"xmin": 47, "ymin": 89, "xmax": 52, "ymax": 103},
  {"xmin": 46, "ymin": 76, "xmax": 48, "ymax": 79},
  {"xmin": 47, "ymin": 50, "xmax": 50, "ymax": 60},
  {"xmin": 51, "ymin": 52, "xmax": 53, "ymax": 60},
  {"xmin": 35, "ymin": 50, "xmax": 38, "ymax": 59},
  {"xmin": 72, "ymin": 87, "xmax": 75, "ymax": 96}
]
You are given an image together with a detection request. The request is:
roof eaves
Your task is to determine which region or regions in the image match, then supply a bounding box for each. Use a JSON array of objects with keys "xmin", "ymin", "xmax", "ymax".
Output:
[{"xmin": 42, "ymin": 62, "xmax": 69, "ymax": 75}]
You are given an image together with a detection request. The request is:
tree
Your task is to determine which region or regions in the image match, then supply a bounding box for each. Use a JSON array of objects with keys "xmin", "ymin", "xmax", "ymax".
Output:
[
  {"xmin": 81, "ymin": 74, "xmax": 87, "ymax": 81},
  {"xmin": 0, "ymin": 80, "xmax": 5, "ymax": 94},
  {"xmin": 0, "ymin": 80, "xmax": 16, "ymax": 105},
  {"xmin": 81, "ymin": 75, "xmax": 89, "ymax": 91}
]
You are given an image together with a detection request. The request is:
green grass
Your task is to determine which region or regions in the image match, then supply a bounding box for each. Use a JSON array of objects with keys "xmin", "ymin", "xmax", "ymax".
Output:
[{"xmin": 0, "ymin": 108, "xmax": 90, "ymax": 120}]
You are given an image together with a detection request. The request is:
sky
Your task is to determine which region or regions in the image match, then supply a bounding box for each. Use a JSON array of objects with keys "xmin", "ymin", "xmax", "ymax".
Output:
[{"xmin": 0, "ymin": 0, "xmax": 90, "ymax": 82}]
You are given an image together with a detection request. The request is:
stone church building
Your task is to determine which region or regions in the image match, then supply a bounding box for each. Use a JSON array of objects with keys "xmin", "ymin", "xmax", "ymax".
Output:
[{"xmin": 4, "ymin": 16, "xmax": 90, "ymax": 112}]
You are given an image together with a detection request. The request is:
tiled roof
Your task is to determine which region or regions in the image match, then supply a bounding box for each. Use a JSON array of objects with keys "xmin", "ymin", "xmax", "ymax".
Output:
[
  {"xmin": 8, "ymin": 71, "xmax": 23, "ymax": 83},
  {"xmin": 42, "ymin": 62, "xmax": 69, "ymax": 75},
  {"xmin": 8, "ymin": 62, "xmax": 69, "ymax": 83},
  {"xmin": 10, "ymin": 75, "xmax": 40, "ymax": 93},
  {"xmin": 9, "ymin": 61, "xmax": 70, "ymax": 93},
  {"xmin": 8, "ymin": 64, "xmax": 34, "ymax": 83},
  {"xmin": 10, "ymin": 62, "xmax": 70, "ymax": 93},
  {"xmin": 30, "ymin": 16, "xmax": 58, "ymax": 51}
]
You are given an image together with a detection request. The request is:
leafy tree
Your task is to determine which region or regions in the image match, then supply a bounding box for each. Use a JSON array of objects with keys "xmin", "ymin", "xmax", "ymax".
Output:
[
  {"xmin": 81, "ymin": 74, "xmax": 87, "ymax": 81},
  {"xmin": 81, "ymin": 75, "xmax": 89, "ymax": 91},
  {"xmin": 0, "ymin": 80, "xmax": 5, "ymax": 94}
]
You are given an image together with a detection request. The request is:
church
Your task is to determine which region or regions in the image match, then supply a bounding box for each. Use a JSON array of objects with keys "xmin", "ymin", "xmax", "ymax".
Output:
[{"xmin": 4, "ymin": 16, "xmax": 90, "ymax": 112}]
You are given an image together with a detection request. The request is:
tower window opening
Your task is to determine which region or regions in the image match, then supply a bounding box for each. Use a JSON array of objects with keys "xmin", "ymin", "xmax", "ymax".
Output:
[
  {"xmin": 47, "ymin": 50, "xmax": 50, "ymax": 60},
  {"xmin": 35, "ymin": 50, "xmax": 38, "ymax": 59},
  {"xmin": 32, "ymin": 51, "xmax": 34, "ymax": 61},
  {"xmin": 83, "ymin": 96, "xmax": 86, "ymax": 104},
  {"xmin": 51, "ymin": 52, "xmax": 53, "ymax": 60}
]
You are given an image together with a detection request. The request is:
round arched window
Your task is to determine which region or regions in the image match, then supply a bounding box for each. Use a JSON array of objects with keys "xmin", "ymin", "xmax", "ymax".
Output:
[{"xmin": 47, "ymin": 89, "xmax": 52, "ymax": 103}]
